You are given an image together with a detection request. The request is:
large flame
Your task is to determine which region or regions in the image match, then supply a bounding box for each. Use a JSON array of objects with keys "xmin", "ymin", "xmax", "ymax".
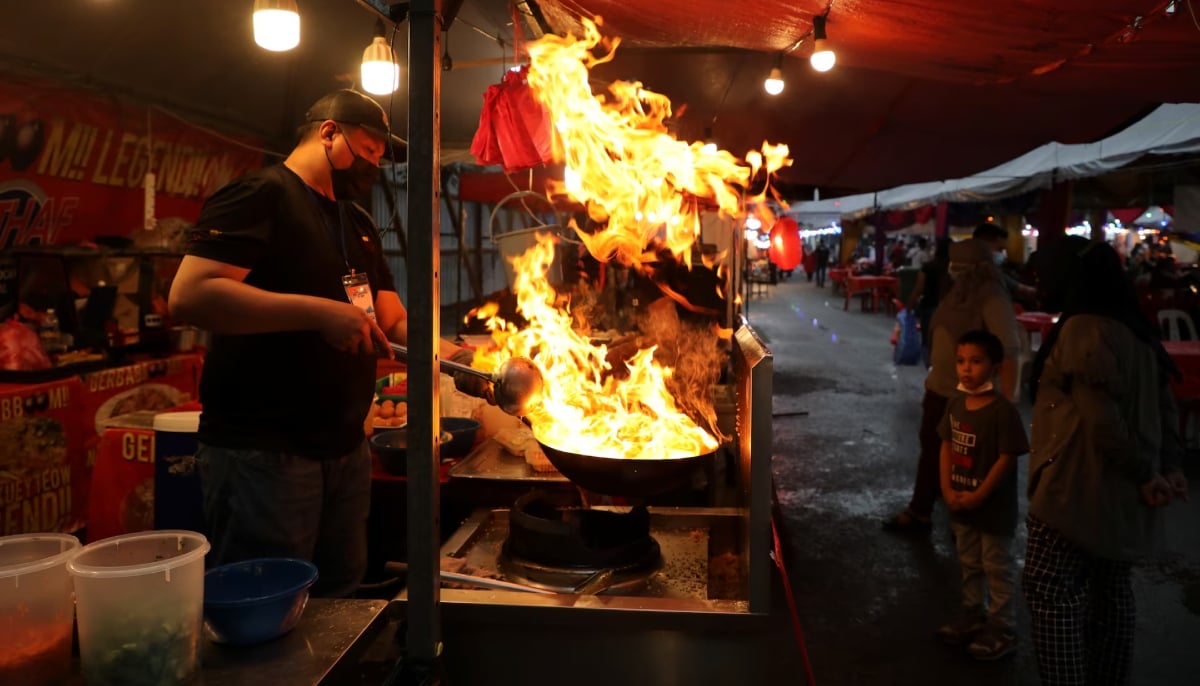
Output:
[
  {"xmin": 524, "ymin": 18, "xmax": 791, "ymax": 268},
  {"xmin": 472, "ymin": 19, "xmax": 792, "ymax": 461},
  {"xmin": 478, "ymin": 235, "xmax": 717, "ymax": 459}
]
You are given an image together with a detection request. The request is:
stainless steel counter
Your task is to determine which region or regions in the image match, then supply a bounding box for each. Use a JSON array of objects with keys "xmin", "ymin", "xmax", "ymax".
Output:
[
  {"xmin": 67, "ymin": 598, "xmax": 388, "ymax": 686},
  {"xmin": 447, "ymin": 437, "xmax": 569, "ymax": 484}
]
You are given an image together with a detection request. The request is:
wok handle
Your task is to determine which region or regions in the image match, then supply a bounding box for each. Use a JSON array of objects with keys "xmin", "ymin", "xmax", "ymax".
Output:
[
  {"xmin": 389, "ymin": 343, "xmax": 494, "ymax": 382},
  {"xmin": 437, "ymin": 570, "xmax": 555, "ymax": 595},
  {"xmin": 383, "ymin": 561, "xmax": 553, "ymax": 595}
]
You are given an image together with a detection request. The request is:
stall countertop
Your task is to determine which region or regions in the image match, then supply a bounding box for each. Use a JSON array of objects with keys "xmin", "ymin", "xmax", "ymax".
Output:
[
  {"xmin": 68, "ymin": 598, "xmax": 388, "ymax": 686},
  {"xmin": 448, "ymin": 437, "xmax": 569, "ymax": 484}
]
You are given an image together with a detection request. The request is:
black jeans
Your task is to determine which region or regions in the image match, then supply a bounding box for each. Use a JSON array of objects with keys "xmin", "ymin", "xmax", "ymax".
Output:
[
  {"xmin": 197, "ymin": 442, "xmax": 372, "ymax": 598},
  {"xmin": 815, "ymin": 265, "xmax": 828, "ymax": 287},
  {"xmin": 907, "ymin": 390, "xmax": 950, "ymax": 518}
]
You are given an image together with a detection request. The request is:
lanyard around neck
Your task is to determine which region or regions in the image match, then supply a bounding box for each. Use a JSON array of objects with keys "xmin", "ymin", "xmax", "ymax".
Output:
[{"xmin": 304, "ymin": 185, "xmax": 351, "ymax": 272}]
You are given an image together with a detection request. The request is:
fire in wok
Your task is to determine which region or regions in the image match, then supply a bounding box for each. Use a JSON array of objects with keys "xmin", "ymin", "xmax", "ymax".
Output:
[{"xmin": 463, "ymin": 19, "xmax": 788, "ymax": 495}]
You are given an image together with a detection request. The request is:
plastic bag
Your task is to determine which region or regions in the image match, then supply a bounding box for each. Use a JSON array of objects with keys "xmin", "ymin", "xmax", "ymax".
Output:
[
  {"xmin": 0, "ymin": 317, "xmax": 52, "ymax": 370},
  {"xmin": 470, "ymin": 65, "xmax": 553, "ymax": 172},
  {"xmin": 469, "ymin": 83, "xmax": 504, "ymax": 167},
  {"xmin": 893, "ymin": 309, "xmax": 921, "ymax": 366}
]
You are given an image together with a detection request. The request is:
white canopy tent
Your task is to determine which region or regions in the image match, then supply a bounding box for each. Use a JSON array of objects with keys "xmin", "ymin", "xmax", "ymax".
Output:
[{"xmin": 791, "ymin": 103, "xmax": 1200, "ymax": 222}]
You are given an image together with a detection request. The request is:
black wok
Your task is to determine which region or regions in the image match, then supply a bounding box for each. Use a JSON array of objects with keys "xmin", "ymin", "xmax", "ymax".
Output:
[{"xmin": 537, "ymin": 440, "xmax": 713, "ymax": 498}]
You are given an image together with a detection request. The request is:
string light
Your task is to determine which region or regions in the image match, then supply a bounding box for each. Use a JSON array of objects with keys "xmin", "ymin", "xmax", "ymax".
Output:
[
  {"xmin": 252, "ymin": 0, "xmax": 300, "ymax": 52},
  {"xmin": 764, "ymin": 54, "xmax": 785, "ymax": 95},
  {"xmin": 810, "ymin": 15, "xmax": 836, "ymax": 72},
  {"xmin": 361, "ymin": 20, "xmax": 400, "ymax": 95}
]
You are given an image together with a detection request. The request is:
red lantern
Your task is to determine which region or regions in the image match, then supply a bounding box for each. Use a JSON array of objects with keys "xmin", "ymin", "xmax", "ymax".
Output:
[{"xmin": 768, "ymin": 217, "xmax": 803, "ymax": 271}]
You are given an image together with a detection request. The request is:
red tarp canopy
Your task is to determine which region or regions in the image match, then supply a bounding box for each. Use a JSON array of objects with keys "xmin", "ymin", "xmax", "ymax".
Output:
[{"xmin": 535, "ymin": 0, "xmax": 1200, "ymax": 194}]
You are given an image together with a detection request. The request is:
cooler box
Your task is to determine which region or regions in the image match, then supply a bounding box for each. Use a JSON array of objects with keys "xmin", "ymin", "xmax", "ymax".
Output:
[
  {"xmin": 153, "ymin": 411, "xmax": 205, "ymax": 533},
  {"xmin": 88, "ymin": 411, "xmax": 159, "ymax": 543}
]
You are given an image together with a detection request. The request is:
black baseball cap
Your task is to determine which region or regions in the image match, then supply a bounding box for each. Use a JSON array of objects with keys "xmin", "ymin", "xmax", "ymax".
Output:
[{"xmin": 305, "ymin": 89, "xmax": 407, "ymax": 150}]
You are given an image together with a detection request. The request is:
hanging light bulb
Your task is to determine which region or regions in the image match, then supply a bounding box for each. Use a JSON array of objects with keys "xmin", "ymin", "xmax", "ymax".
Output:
[
  {"xmin": 810, "ymin": 15, "xmax": 836, "ymax": 72},
  {"xmin": 253, "ymin": 0, "xmax": 300, "ymax": 52},
  {"xmin": 361, "ymin": 20, "xmax": 400, "ymax": 95},
  {"xmin": 701, "ymin": 126, "xmax": 718, "ymax": 154},
  {"xmin": 764, "ymin": 54, "xmax": 785, "ymax": 95}
]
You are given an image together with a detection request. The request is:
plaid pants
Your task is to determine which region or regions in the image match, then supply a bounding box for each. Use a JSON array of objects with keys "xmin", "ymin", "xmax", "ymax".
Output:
[{"xmin": 1023, "ymin": 516, "xmax": 1136, "ymax": 686}]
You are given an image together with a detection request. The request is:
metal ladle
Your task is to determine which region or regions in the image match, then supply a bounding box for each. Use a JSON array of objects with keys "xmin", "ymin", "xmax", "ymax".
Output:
[{"xmin": 389, "ymin": 344, "xmax": 543, "ymax": 416}]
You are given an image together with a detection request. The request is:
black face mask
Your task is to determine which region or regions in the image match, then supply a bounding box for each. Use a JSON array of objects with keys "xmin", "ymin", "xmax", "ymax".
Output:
[{"xmin": 326, "ymin": 129, "xmax": 379, "ymax": 200}]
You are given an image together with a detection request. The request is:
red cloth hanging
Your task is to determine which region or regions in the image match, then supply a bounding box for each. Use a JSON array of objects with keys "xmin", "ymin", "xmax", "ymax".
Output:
[
  {"xmin": 912, "ymin": 205, "xmax": 935, "ymax": 225},
  {"xmin": 1110, "ymin": 207, "xmax": 1145, "ymax": 224}
]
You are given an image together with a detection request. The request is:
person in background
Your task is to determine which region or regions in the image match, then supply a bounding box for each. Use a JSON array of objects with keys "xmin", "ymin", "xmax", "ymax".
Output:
[
  {"xmin": 814, "ymin": 240, "xmax": 831, "ymax": 288},
  {"xmin": 169, "ymin": 90, "xmax": 480, "ymax": 597},
  {"xmin": 935, "ymin": 329, "xmax": 1029, "ymax": 660},
  {"xmin": 907, "ymin": 237, "xmax": 952, "ymax": 367},
  {"xmin": 1126, "ymin": 243, "xmax": 1151, "ymax": 285},
  {"xmin": 972, "ymin": 222, "xmax": 1037, "ymax": 304},
  {"xmin": 884, "ymin": 238, "xmax": 1022, "ymax": 534},
  {"xmin": 890, "ymin": 239, "xmax": 909, "ymax": 270},
  {"xmin": 907, "ymin": 236, "xmax": 931, "ymax": 269},
  {"xmin": 1024, "ymin": 236, "xmax": 1188, "ymax": 685}
]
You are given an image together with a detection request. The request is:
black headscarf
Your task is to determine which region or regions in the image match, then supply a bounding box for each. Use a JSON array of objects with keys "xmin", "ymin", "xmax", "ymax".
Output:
[{"xmin": 1030, "ymin": 236, "xmax": 1180, "ymax": 402}]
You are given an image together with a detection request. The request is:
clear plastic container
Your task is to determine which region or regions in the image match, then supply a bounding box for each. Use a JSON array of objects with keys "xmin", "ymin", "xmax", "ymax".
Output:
[
  {"xmin": 0, "ymin": 533, "xmax": 81, "ymax": 686},
  {"xmin": 68, "ymin": 530, "xmax": 210, "ymax": 686}
]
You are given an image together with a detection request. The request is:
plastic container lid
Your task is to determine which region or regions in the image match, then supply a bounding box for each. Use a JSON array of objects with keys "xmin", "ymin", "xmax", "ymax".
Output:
[
  {"xmin": 0, "ymin": 533, "xmax": 81, "ymax": 580},
  {"xmin": 153, "ymin": 411, "xmax": 201, "ymax": 433},
  {"xmin": 67, "ymin": 530, "xmax": 209, "ymax": 579}
]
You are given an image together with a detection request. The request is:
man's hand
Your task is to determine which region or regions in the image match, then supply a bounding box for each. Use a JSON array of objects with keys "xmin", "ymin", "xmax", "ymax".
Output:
[
  {"xmin": 1166, "ymin": 470, "xmax": 1190, "ymax": 503},
  {"xmin": 1138, "ymin": 474, "xmax": 1173, "ymax": 507},
  {"xmin": 317, "ymin": 301, "xmax": 391, "ymax": 356},
  {"xmin": 449, "ymin": 348, "xmax": 495, "ymax": 404}
]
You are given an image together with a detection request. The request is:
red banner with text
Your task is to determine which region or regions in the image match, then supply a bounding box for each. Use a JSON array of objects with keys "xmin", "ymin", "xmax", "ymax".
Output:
[
  {"xmin": 0, "ymin": 376, "xmax": 89, "ymax": 536},
  {"xmin": 0, "ymin": 76, "xmax": 264, "ymax": 249}
]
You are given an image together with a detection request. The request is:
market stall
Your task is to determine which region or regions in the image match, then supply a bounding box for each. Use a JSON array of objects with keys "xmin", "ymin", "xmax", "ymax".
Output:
[{"xmin": 0, "ymin": 351, "xmax": 202, "ymax": 537}]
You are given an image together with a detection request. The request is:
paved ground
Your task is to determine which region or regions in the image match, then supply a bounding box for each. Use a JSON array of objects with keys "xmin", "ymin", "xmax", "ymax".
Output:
[{"xmin": 753, "ymin": 276, "xmax": 1200, "ymax": 686}]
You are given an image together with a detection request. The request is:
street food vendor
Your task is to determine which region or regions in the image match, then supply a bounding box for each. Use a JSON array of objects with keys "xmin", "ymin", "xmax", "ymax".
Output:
[{"xmin": 168, "ymin": 90, "xmax": 480, "ymax": 597}]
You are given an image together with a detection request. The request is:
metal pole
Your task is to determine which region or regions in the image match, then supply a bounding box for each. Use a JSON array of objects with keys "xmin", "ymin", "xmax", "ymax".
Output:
[{"xmin": 405, "ymin": 0, "xmax": 443, "ymax": 664}]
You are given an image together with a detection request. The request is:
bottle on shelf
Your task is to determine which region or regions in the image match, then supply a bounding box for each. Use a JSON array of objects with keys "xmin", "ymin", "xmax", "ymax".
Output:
[{"xmin": 39, "ymin": 308, "xmax": 66, "ymax": 355}]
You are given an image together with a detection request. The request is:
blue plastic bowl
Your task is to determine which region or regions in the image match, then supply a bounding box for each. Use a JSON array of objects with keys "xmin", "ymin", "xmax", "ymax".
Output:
[
  {"xmin": 441, "ymin": 417, "xmax": 481, "ymax": 458},
  {"xmin": 203, "ymin": 558, "xmax": 318, "ymax": 646},
  {"xmin": 370, "ymin": 429, "xmax": 409, "ymax": 475}
]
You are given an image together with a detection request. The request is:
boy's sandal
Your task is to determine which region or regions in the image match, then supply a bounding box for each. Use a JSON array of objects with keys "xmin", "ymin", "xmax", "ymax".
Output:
[{"xmin": 881, "ymin": 508, "xmax": 932, "ymax": 535}]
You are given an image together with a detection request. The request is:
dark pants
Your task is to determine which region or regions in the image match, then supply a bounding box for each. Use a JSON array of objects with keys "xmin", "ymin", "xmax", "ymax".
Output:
[
  {"xmin": 197, "ymin": 442, "xmax": 372, "ymax": 598},
  {"xmin": 907, "ymin": 389, "xmax": 950, "ymax": 518},
  {"xmin": 1024, "ymin": 516, "xmax": 1136, "ymax": 686},
  {"xmin": 815, "ymin": 264, "xmax": 828, "ymax": 287}
]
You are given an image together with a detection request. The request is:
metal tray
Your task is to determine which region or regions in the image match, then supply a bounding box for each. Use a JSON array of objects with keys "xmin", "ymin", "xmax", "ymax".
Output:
[{"xmin": 448, "ymin": 438, "xmax": 570, "ymax": 483}]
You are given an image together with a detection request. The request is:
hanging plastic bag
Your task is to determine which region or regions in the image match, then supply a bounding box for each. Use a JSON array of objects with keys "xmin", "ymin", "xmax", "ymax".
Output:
[
  {"xmin": 0, "ymin": 317, "xmax": 52, "ymax": 370},
  {"xmin": 471, "ymin": 65, "xmax": 554, "ymax": 172},
  {"xmin": 469, "ymin": 83, "xmax": 505, "ymax": 167}
]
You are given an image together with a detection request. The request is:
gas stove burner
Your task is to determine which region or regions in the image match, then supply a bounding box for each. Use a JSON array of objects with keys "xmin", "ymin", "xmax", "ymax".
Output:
[{"xmin": 499, "ymin": 490, "xmax": 663, "ymax": 594}]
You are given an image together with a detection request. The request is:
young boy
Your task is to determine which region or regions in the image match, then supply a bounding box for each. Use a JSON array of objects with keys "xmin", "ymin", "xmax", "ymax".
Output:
[{"xmin": 935, "ymin": 329, "xmax": 1029, "ymax": 660}]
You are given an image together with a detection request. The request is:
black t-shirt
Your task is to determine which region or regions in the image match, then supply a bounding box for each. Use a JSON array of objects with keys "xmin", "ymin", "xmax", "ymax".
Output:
[
  {"xmin": 186, "ymin": 165, "xmax": 395, "ymax": 458},
  {"xmin": 937, "ymin": 394, "xmax": 1030, "ymax": 535}
]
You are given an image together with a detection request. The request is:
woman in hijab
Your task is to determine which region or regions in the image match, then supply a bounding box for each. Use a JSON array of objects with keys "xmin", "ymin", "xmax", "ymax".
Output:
[
  {"xmin": 884, "ymin": 238, "xmax": 1023, "ymax": 533},
  {"xmin": 1024, "ymin": 236, "xmax": 1188, "ymax": 685}
]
